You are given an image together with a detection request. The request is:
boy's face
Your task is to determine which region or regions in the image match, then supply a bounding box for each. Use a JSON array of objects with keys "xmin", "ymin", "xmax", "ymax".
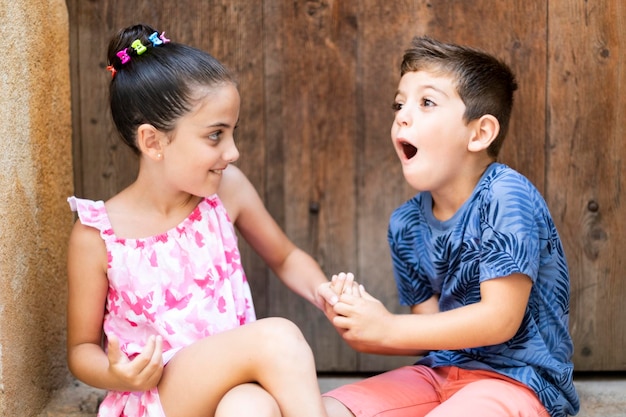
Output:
[{"xmin": 391, "ymin": 70, "xmax": 475, "ymax": 193}]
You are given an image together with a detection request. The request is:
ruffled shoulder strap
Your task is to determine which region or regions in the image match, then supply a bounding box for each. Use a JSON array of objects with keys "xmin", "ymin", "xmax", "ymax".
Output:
[{"xmin": 67, "ymin": 196, "xmax": 115, "ymax": 239}]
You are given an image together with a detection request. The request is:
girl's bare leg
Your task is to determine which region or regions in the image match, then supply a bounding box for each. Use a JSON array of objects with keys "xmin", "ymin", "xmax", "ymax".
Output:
[
  {"xmin": 323, "ymin": 397, "xmax": 356, "ymax": 417},
  {"xmin": 158, "ymin": 317, "xmax": 328, "ymax": 417},
  {"xmin": 215, "ymin": 383, "xmax": 281, "ymax": 417}
]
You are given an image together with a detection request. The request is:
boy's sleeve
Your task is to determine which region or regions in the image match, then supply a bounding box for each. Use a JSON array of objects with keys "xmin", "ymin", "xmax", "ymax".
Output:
[
  {"xmin": 478, "ymin": 173, "xmax": 541, "ymax": 283},
  {"xmin": 388, "ymin": 208, "xmax": 434, "ymax": 306}
]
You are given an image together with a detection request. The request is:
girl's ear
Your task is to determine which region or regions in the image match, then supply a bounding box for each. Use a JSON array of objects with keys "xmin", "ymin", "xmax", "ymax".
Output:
[
  {"xmin": 468, "ymin": 115, "xmax": 500, "ymax": 152},
  {"xmin": 136, "ymin": 124, "xmax": 165, "ymax": 161}
]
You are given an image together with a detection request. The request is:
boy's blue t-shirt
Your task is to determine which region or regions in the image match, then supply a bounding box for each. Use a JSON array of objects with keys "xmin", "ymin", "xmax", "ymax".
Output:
[{"xmin": 388, "ymin": 163, "xmax": 579, "ymax": 417}]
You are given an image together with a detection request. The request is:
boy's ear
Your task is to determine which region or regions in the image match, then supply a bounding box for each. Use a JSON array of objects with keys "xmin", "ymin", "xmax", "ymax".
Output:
[
  {"xmin": 136, "ymin": 124, "xmax": 165, "ymax": 160},
  {"xmin": 468, "ymin": 115, "xmax": 500, "ymax": 152}
]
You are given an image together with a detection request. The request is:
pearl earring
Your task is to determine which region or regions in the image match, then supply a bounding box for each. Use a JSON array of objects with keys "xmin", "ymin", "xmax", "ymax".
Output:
[{"xmin": 157, "ymin": 153, "xmax": 162, "ymax": 159}]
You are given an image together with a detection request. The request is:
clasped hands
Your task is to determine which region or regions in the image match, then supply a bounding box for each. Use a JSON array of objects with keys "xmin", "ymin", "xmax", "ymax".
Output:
[{"xmin": 317, "ymin": 272, "xmax": 392, "ymax": 350}]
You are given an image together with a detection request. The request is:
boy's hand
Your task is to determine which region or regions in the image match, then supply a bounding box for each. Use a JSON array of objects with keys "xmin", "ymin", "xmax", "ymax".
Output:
[
  {"xmin": 332, "ymin": 285, "xmax": 392, "ymax": 347},
  {"xmin": 107, "ymin": 334, "xmax": 164, "ymax": 392}
]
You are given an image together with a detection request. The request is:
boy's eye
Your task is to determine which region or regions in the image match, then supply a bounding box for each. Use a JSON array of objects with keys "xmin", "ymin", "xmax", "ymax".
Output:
[{"xmin": 391, "ymin": 102, "xmax": 403, "ymax": 112}]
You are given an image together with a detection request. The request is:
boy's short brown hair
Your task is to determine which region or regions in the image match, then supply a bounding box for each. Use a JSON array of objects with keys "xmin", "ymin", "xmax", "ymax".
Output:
[{"xmin": 401, "ymin": 37, "xmax": 518, "ymax": 158}]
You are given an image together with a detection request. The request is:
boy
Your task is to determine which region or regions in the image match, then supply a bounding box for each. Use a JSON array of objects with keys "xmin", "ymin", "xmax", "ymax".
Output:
[{"xmin": 320, "ymin": 36, "xmax": 580, "ymax": 417}]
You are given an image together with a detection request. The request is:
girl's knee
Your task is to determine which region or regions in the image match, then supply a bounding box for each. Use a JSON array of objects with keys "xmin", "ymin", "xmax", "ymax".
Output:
[
  {"xmin": 255, "ymin": 317, "xmax": 313, "ymax": 360},
  {"xmin": 258, "ymin": 317, "xmax": 306, "ymax": 343}
]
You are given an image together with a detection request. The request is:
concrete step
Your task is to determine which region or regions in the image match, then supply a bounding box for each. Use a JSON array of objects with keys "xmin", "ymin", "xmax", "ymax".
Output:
[{"xmin": 39, "ymin": 374, "xmax": 626, "ymax": 416}]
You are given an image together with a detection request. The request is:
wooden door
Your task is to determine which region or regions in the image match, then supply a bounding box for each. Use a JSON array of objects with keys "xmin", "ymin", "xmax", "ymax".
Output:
[{"xmin": 67, "ymin": 0, "xmax": 626, "ymax": 372}]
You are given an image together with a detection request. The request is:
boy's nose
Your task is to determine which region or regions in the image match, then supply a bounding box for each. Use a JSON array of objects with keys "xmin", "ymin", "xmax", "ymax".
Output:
[{"xmin": 395, "ymin": 109, "xmax": 411, "ymax": 127}]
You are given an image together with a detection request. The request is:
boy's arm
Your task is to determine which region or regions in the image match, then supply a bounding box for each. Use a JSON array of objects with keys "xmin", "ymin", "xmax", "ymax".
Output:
[{"xmin": 332, "ymin": 274, "xmax": 532, "ymax": 354}]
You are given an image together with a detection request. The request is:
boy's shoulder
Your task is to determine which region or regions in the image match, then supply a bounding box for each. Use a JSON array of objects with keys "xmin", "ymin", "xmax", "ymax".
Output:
[{"xmin": 479, "ymin": 163, "xmax": 542, "ymax": 201}]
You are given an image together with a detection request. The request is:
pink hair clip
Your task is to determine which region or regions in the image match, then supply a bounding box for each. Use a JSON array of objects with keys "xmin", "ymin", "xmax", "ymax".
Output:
[
  {"xmin": 116, "ymin": 48, "xmax": 131, "ymax": 64},
  {"xmin": 159, "ymin": 32, "xmax": 170, "ymax": 44}
]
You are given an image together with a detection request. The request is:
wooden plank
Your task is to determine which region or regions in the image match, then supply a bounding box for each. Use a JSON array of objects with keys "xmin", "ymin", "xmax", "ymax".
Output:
[
  {"xmin": 548, "ymin": 0, "xmax": 626, "ymax": 370},
  {"xmin": 355, "ymin": 0, "xmax": 427, "ymax": 372},
  {"xmin": 263, "ymin": 0, "xmax": 360, "ymax": 371},
  {"xmin": 424, "ymin": 0, "xmax": 548, "ymax": 189},
  {"xmin": 67, "ymin": 0, "xmax": 82, "ymax": 197}
]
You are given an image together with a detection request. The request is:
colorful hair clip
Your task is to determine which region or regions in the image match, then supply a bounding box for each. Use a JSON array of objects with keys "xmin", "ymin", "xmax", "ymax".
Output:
[
  {"xmin": 106, "ymin": 65, "xmax": 117, "ymax": 78},
  {"xmin": 148, "ymin": 32, "xmax": 163, "ymax": 47},
  {"xmin": 116, "ymin": 48, "xmax": 131, "ymax": 64},
  {"xmin": 131, "ymin": 39, "xmax": 148, "ymax": 55},
  {"xmin": 159, "ymin": 32, "xmax": 170, "ymax": 44}
]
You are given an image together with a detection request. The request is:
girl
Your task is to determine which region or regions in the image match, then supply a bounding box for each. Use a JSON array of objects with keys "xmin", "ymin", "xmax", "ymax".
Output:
[{"xmin": 67, "ymin": 23, "xmax": 332, "ymax": 417}]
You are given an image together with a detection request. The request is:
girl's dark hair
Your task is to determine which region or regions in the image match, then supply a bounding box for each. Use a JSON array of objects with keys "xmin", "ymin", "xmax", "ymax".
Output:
[
  {"xmin": 401, "ymin": 36, "xmax": 518, "ymax": 158},
  {"xmin": 106, "ymin": 24, "xmax": 235, "ymax": 154}
]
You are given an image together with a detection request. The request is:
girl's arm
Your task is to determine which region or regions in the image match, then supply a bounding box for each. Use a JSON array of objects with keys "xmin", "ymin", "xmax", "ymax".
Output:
[
  {"xmin": 66, "ymin": 220, "xmax": 163, "ymax": 391},
  {"xmin": 332, "ymin": 273, "xmax": 532, "ymax": 354},
  {"xmin": 218, "ymin": 165, "xmax": 329, "ymax": 310}
]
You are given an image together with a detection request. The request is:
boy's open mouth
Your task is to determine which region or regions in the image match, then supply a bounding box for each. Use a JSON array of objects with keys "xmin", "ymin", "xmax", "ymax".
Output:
[{"xmin": 401, "ymin": 142, "xmax": 418, "ymax": 159}]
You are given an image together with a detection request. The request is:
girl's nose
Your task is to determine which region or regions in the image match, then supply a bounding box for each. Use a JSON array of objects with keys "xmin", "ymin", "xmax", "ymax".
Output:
[{"xmin": 223, "ymin": 138, "xmax": 240, "ymax": 163}]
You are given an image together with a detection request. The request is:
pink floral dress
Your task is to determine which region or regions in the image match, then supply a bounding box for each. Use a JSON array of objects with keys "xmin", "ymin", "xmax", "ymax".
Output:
[{"xmin": 68, "ymin": 195, "xmax": 256, "ymax": 417}]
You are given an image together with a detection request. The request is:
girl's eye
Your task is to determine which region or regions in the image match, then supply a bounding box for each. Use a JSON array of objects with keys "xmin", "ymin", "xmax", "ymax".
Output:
[
  {"xmin": 208, "ymin": 131, "xmax": 221, "ymax": 141},
  {"xmin": 391, "ymin": 102, "xmax": 403, "ymax": 112},
  {"xmin": 422, "ymin": 98, "xmax": 435, "ymax": 107}
]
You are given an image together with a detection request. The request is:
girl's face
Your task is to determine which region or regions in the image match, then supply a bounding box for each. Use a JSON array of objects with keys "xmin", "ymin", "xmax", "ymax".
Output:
[
  {"xmin": 161, "ymin": 83, "xmax": 241, "ymax": 197},
  {"xmin": 391, "ymin": 70, "xmax": 475, "ymax": 194}
]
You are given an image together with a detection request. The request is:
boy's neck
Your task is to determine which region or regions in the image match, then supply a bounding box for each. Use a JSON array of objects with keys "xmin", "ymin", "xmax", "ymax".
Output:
[{"xmin": 430, "ymin": 160, "xmax": 495, "ymax": 221}]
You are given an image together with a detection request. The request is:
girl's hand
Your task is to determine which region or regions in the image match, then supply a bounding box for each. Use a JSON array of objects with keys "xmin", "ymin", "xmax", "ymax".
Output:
[
  {"xmin": 330, "ymin": 272, "xmax": 357, "ymax": 297},
  {"xmin": 317, "ymin": 272, "xmax": 357, "ymax": 308},
  {"xmin": 318, "ymin": 272, "xmax": 356, "ymax": 339},
  {"xmin": 107, "ymin": 334, "xmax": 164, "ymax": 392}
]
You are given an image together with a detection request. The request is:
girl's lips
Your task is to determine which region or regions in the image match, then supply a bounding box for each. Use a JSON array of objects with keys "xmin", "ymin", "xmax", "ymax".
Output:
[{"xmin": 401, "ymin": 141, "xmax": 418, "ymax": 159}]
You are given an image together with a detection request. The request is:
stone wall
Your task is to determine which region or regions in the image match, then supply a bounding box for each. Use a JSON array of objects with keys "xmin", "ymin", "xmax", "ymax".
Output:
[{"xmin": 0, "ymin": 1, "xmax": 74, "ymax": 415}]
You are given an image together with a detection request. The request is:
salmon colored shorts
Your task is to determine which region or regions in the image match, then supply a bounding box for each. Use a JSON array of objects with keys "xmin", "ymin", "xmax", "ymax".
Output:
[{"xmin": 322, "ymin": 365, "xmax": 549, "ymax": 417}]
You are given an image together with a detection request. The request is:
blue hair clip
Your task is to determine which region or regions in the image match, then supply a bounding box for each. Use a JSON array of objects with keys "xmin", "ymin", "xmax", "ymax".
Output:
[{"xmin": 148, "ymin": 32, "xmax": 163, "ymax": 47}]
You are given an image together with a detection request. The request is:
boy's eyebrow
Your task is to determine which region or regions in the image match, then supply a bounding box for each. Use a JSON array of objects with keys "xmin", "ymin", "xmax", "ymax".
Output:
[
  {"xmin": 421, "ymin": 84, "xmax": 450, "ymax": 98},
  {"xmin": 395, "ymin": 84, "xmax": 450, "ymax": 98}
]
